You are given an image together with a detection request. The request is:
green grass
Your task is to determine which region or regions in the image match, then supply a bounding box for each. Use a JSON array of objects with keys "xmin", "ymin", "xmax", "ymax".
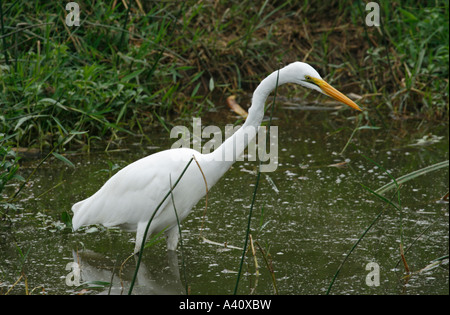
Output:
[
  {"xmin": 353, "ymin": 1, "xmax": 449, "ymax": 115},
  {"xmin": 0, "ymin": 133, "xmax": 23, "ymax": 216},
  {"xmin": 0, "ymin": 1, "xmax": 447, "ymax": 153}
]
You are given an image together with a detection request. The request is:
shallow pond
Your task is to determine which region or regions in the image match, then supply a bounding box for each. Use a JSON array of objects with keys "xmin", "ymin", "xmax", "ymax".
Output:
[{"xmin": 1, "ymin": 108, "xmax": 448, "ymax": 295}]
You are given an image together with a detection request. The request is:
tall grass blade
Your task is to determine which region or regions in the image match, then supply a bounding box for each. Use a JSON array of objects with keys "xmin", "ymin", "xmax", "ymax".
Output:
[
  {"xmin": 52, "ymin": 152, "xmax": 75, "ymax": 168},
  {"xmin": 234, "ymin": 67, "xmax": 280, "ymax": 295},
  {"xmin": 254, "ymin": 240, "xmax": 278, "ymax": 295},
  {"xmin": 375, "ymin": 160, "xmax": 449, "ymax": 196},
  {"xmin": 169, "ymin": 174, "xmax": 188, "ymax": 295},
  {"xmin": 128, "ymin": 157, "xmax": 194, "ymax": 295},
  {"xmin": 340, "ymin": 123, "xmax": 380, "ymax": 155}
]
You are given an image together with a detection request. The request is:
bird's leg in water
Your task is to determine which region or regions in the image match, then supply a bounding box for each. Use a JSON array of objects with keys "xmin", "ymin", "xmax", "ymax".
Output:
[
  {"xmin": 133, "ymin": 224, "xmax": 180, "ymax": 254},
  {"xmin": 165, "ymin": 227, "xmax": 180, "ymax": 251},
  {"xmin": 134, "ymin": 221, "xmax": 148, "ymax": 255}
]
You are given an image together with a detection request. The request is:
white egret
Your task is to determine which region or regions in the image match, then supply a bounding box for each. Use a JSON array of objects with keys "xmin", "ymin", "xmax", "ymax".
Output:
[{"xmin": 72, "ymin": 62, "xmax": 362, "ymax": 254}]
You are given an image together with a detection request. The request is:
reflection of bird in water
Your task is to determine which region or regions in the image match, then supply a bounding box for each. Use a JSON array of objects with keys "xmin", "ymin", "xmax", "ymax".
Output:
[
  {"xmin": 70, "ymin": 250, "xmax": 184, "ymax": 295},
  {"xmin": 71, "ymin": 62, "xmax": 361, "ymax": 254}
]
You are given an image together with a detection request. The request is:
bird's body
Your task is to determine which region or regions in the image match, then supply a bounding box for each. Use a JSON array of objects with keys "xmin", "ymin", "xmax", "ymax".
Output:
[
  {"xmin": 72, "ymin": 62, "xmax": 361, "ymax": 254},
  {"xmin": 72, "ymin": 148, "xmax": 224, "ymax": 253}
]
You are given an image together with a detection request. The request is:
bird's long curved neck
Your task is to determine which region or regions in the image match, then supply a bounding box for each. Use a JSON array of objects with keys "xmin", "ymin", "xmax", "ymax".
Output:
[{"xmin": 205, "ymin": 68, "xmax": 288, "ymax": 181}]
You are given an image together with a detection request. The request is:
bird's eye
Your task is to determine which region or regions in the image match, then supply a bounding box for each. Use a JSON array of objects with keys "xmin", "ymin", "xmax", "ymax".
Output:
[{"xmin": 305, "ymin": 75, "xmax": 312, "ymax": 81}]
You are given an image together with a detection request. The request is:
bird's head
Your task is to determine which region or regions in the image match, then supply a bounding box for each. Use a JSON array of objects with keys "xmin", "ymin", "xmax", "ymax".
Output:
[{"xmin": 290, "ymin": 62, "xmax": 362, "ymax": 111}]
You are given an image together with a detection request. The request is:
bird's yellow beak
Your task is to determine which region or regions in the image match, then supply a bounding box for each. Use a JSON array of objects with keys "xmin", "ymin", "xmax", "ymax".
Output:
[{"xmin": 311, "ymin": 77, "xmax": 362, "ymax": 111}]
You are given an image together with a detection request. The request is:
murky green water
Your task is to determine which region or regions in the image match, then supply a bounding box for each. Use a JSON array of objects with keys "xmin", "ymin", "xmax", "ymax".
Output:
[{"xmin": 1, "ymin": 109, "xmax": 448, "ymax": 295}]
